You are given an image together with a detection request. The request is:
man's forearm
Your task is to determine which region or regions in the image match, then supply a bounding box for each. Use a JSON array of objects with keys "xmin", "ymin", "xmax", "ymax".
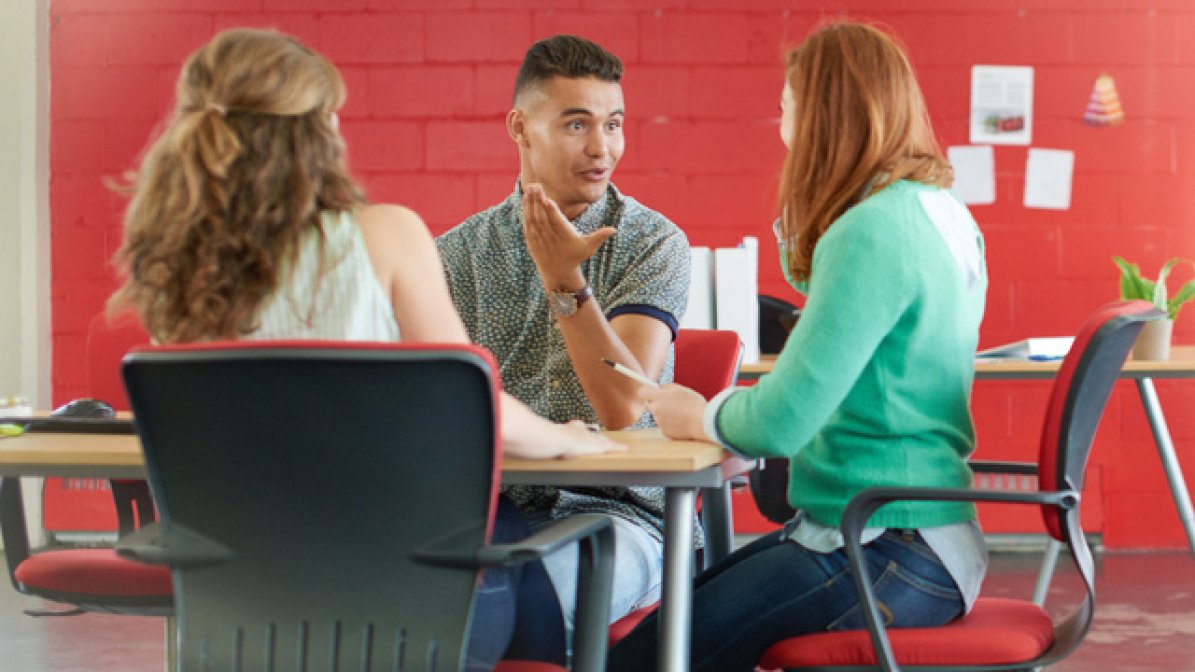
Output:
[{"xmin": 555, "ymin": 301, "xmax": 670, "ymax": 429}]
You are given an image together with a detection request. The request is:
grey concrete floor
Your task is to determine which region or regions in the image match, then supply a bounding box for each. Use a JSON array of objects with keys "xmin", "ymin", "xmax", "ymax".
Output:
[{"xmin": 1, "ymin": 549, "xmax": 1193, "ymax": 671}]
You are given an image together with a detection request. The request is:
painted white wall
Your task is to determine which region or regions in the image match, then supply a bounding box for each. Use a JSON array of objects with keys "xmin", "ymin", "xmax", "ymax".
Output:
[{"xmin": 0, "ymin": 0, "xmax": 51, "ymax": 548}]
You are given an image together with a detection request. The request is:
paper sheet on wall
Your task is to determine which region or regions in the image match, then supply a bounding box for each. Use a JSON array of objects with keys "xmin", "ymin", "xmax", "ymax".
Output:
[
  {"xmin": 680, "ymin": 246, "xmax": 714, "ymax": 330},
  {"xmin": 1023, "ymin": 148, "xmax": 1074, "ymax": 210},
  {"xmin": 947, "ymin": 145, "xmax": 996, "ymax": 205},
  {"xmin": 970, "ymin": 65, "xmax": 1034, "ymax": 146}
]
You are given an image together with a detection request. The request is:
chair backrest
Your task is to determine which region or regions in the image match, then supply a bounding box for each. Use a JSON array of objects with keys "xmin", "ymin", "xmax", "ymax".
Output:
[
  {"xmin": 122, "ymin": 341, "xmax": 502, "ymax": 671},
  {"xmin": 758, "ymin": 294, "xmax": 801, "ymax": 355},
  {"xmin": 1037, "ymin": 300, "xmax": 1163, "ymax": 540},
  {"xmin": 674, "ymin": 329, "xmax": 744, "ymax": 400},
  {"xmin": 86, "ymin": 310, "xmax": 151, "ymax": 411}
]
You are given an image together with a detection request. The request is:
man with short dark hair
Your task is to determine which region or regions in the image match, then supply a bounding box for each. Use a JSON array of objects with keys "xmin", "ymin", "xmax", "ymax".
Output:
[{"xmin": 436, "ymin": 34, "xmax": 691, "ymax": 631}]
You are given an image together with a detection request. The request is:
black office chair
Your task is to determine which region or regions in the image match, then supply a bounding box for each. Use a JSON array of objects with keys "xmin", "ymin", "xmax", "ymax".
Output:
[
  {"xmin": 117, "ymin": 341, "xmax": 615, "ymax": 672},
  {"xmin": 0, "ymin": 316, "xmax": 173, "ymax": 661},
  {"xmin": 759, "ymin": 294, "xmax": 801, "ymax": 355},
  {"xmin": 757, "ymin": 300, "xmax": 1163, "ymax": 671},
  {"xmin": 1, "ymin": 475, "xmax": 171, "ymax": 617},
  {"xmin": 3, "ymin": 328, "xmax": 171, "ymax": 619},
  {"xmin": 750, "ymin": 294, "xmax": 804, "ymax": 525}
]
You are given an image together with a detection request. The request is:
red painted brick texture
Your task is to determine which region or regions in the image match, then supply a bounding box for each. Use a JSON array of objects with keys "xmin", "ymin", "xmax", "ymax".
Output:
[{"xmin": 48, "ymin": 1, "xmax": 1195, "ymax": 548}]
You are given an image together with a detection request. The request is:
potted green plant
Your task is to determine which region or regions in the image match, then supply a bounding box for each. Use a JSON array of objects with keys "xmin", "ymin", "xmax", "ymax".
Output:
[{"xmin": 1112, "ymin": 256, "xmax": 1195, "ymax": 359}]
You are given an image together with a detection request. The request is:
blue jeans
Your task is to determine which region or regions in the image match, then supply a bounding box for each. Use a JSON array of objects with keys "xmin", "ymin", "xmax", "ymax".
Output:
[
  {"xmin": 606, "ymin": 527, "xmax": 964, "ymax": 672},
  {"xmin": 534, "ymin": 513, "xmax": 664, "ymax": 634},
  {"xmin": 465, "ymin": 496, "xmax": 567, "ymax": 671}
]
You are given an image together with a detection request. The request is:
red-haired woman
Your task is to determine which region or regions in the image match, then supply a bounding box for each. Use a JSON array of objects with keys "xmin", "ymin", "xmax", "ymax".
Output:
[{"xmin": 609, "ymin": 21, "xmax": 988, "ymax": 671}]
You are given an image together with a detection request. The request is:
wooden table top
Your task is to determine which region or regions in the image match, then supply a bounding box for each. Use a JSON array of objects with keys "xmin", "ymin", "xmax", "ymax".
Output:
[
  {"xmin": 739, "ymin": 345, "xmax": 1195, "ymax": 380},
  {"xmin": 505, "ymin": 428, "xmax": 729, "ymax": 473},
  {"xmin": 0, "ymin": 426, "xmax": 737, "ymax": 477}
]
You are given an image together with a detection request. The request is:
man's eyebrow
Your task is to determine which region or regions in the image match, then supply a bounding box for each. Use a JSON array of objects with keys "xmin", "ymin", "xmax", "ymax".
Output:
[
  {"xmin": 559, "ymin": 108, "xmax": 625, "ymax": 118},
  {"xmin": 560, "ymin": 108, "xmax": 595, "ymax": 118}
]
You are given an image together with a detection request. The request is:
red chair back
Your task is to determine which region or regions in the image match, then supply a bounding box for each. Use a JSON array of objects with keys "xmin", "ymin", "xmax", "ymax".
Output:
[
  {"xmin": 43, "ymin": 311, "xmax": 151, "ymax": 535},
  {"xmin": 86, "ymin": 310, "xmax": 150, "ymax": 411},
  {"xmin": 1036, "ymin": 300, "xmax": 1161, "ymax": 540},
  {"xmin": 673, "ymin": 329, "xmax": 743, "ymax": 399},
  {"xmin": 606, "ymin": 330, "xmax": 744, "ymax": 647}
]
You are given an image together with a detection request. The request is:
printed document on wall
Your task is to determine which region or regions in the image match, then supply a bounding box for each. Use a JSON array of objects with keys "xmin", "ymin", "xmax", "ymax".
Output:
[
  {"xmin": 947, "ymin": 145, "xmax": 996, "ymax": 205},
  {"xmin": 970, "ymin": 65, "xmax": 1034, "ymax": 146},
  {"xmin": 1023, "ymin": 148, "xmax": 1074, "ymax": 210}
]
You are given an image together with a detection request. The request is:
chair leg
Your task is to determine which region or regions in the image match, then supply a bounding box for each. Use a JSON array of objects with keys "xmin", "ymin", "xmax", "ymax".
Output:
[
  {"xmin": 164, "ymin": 615, "xmax": 177, "ymax": 672},
  {"xmin": 699, "ymin": 483, "xmax": 734, "ymax": 569},
  {"xmin": 1032, "ymin": 538, "xmax": 1062, "ymax": 606}
]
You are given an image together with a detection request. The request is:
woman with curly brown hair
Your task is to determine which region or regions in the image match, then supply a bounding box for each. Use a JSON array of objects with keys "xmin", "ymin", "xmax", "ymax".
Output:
[{"xmin": 109, "ymin": 27, "xmax": 616, "ymax": 670}]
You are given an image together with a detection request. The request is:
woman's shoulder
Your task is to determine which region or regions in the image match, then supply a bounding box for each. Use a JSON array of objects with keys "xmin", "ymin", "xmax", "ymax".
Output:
[
  {"xmin": 348, "ymin": 204, "xmax": 439, "ymax": 273},
  {"xmin": 352, "ymin": 203, "xmax": 438, "ymax": 251},
  {"xmin": 354, "ymin": 204, "xmax": 427, "ymax": 237},
  {"xmin": 852, "ymin": 179, "xmax": 937, "ymax": 215},
  {"xmin": 837, "ymin": 181, "xmax": 944, "ymax": 238},
  {"xmin": 815, "ymin": 183, "xmax": 931, "ymax": 269}
]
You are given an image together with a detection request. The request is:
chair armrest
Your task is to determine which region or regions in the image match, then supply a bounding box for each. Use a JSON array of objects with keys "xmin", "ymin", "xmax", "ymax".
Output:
[
  {"xmin": 0, "ymin": 478, "xmax": 31, "ymax": 589},
  {"xmin": 477, "ymin": 513, "xmax": 614, "ymax": 568},
  {"xmin": 838, "ymin": 486, "xmax": 1082, "ymax": 672},
  {"xmin": 415, "ymin": 513, "xmax": 615, "ymax": 672},
  {"xmin": 969, "ymin": 460, "xmax": 1038, "ymax": 475},
  {"xmin": 109, "ymin": 479, "xmax": 156, "ymax": 535},
  {"xmin": 115, "ymin": 522, "xmax": 235, "ymax": 568},
  {"xmin": 415, "ymin": 513, "xmax": 613, "ymax": 569},
  {"xmin": 536, "ymin": 514, "xmax": 614, "ymax": 672}
]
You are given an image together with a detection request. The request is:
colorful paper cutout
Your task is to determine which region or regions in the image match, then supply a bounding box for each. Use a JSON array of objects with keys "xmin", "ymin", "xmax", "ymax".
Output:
[{"xmin": 1084, "ymin": 73, "xmax": 1124, "ymax": 126}]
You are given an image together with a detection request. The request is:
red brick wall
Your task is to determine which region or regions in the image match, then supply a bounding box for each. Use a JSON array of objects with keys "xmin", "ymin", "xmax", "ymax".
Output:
[{"xmin": 49, "ymin": 0, "xmax": 1195, "ymax": 548}]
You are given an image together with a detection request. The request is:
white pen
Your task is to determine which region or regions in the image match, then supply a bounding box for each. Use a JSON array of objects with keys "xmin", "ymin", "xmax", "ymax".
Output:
[{"xmin": 600, "ymin": 358, "xmax": 660, "ymax": 388}]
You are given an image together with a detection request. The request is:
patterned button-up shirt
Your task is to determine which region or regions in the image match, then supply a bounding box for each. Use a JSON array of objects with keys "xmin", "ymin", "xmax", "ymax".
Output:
[{"xmin": 437, "ymin": 183, "xmax": 692, "ymax": 542}]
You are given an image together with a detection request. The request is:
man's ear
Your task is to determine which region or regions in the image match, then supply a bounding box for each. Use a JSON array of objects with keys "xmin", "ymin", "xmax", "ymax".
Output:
[{"xmin": 507, "ymin": 109, "xmax": 529, "ymax": 147}]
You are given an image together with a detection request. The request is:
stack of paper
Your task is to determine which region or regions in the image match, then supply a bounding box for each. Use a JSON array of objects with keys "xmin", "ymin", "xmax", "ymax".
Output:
[
  {"xmin": 680, "ymin": 247, "xmax": 714, "ymax": 330},
  {"xmin": 714, "ymin": 237, "xmax": 760, "ymax": 364},
  {"xmin": 0, "ymin": 396, "xmax": 32, "ymax": 419},
  {"xmin": 683, "ymin": 238, "xmax": 762, "ymax": 363},
  {"xmin": 976, "ymin": 337, "xmax": 1074, "ymax": 360}
]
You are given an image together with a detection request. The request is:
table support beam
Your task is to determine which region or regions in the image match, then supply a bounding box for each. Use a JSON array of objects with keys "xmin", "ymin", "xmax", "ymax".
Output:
[{"xmin": 1136, "ymin": 377, "xmax": 1195, "ymax": 556}]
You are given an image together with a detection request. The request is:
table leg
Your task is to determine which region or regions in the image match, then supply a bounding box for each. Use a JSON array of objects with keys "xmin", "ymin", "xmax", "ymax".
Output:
[
  {"xmin": 659, "ymin": 487, "xmax": 696, "ymax": 672},
  {"xmin": 699, "ymin": 483, "xmax": 734, "ymax": 569},
  {"xmin": 1136, "ymin": 377, "xmax": 1195, "ymax": 556}
]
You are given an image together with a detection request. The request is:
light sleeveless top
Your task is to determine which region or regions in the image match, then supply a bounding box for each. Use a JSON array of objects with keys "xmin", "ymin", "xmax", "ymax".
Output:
[{"xmin": 244, "ymin": 210, "xmax": 400, "ymax": 342}]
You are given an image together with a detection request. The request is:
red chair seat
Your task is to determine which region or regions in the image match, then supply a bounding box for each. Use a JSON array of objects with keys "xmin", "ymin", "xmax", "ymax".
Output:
[
  {"xmin": 15, "ymin": 548, "xmax": 173, "ymax": 597},
  {"xmin": 759, "ymin": 598, "xmax": 1054, "ymax": 669},
  {"xmin": 609, "ymin": 604, "xmax": 657, "ymax": 646},
  {"xmin": 494, "ymin": 662, "xmax": 567, "ymax": 672}
]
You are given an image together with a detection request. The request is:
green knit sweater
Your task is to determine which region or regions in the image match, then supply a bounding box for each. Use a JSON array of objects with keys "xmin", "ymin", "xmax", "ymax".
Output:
[{"xmin": 716, "ymin": 180, "xmax": 987, "ymax": 529}]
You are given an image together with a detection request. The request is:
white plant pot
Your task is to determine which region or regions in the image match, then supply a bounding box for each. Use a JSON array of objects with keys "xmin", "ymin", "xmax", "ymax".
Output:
[{"xmin": 1131, "ymin": 318, "xmax": 1174, "ymax": 361}]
